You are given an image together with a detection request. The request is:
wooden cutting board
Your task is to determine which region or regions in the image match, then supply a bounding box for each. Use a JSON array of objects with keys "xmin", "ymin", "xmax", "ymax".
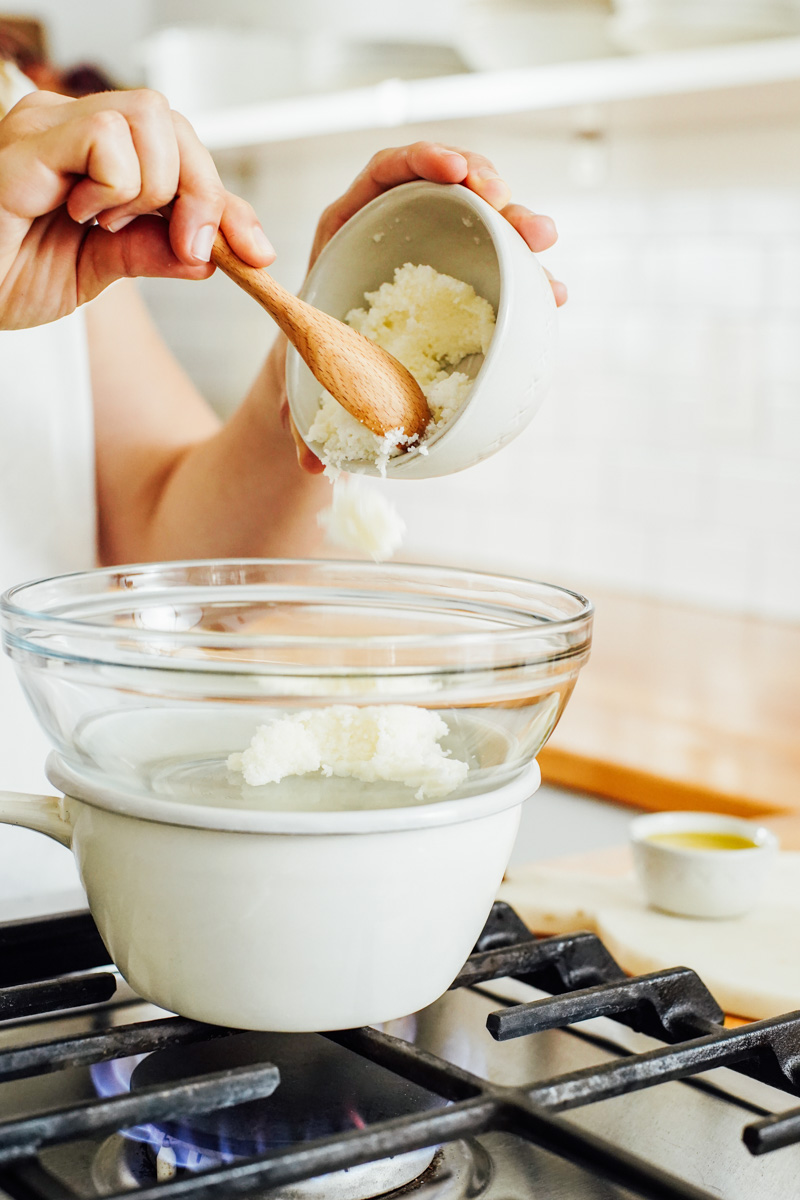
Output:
[
  {"xmin": 536, "ymin": 590, "xmax": 800, "ymax": 818},
  {"xmin": 499, "ymin": 845, "xmax": 800, "ymax": 1021}
]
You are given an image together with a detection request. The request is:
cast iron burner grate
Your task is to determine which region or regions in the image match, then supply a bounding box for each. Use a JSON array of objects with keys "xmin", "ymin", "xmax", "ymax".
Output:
[{"xmin": 0, "ymin": 902, "xmax": 799, "ymax": 1200}]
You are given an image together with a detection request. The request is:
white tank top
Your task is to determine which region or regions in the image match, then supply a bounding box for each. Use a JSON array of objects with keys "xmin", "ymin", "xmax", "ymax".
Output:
[{"xmin": 0, "ymin": 62, "xmax": 95, "ymax": 908}]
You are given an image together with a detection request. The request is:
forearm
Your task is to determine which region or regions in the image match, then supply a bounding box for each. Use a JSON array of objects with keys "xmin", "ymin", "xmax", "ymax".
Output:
[
  {"xmin": 87, "ymin": 140, "xmax": 563, "ymax": 567},
  {"xmin": 132, "ymin": 345, "xmax": 329, "ymax": 562},
  {"xmin": 89, "ymin": 281, "xmax": 328, "ymax": 565}
]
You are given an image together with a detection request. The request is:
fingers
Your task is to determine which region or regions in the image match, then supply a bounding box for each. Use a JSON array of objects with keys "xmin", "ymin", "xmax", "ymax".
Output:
[
  {"xmin": 96, "ymin": 104, "xmax": 274, "ymax": 270},
  {"xmin": 498, "ymin": 203, "xmax": 557, "ymax": 252},
  {"xmin": 157, "ymin": 110, "xmax": 226, "ymax": 264},
  {"xmin": 348, "ymin": 142, "xmax": 469, "ymax": 211},
  {"xmin": 35, "ymin": 90, "xmax": 179, "ymax": 227},
  {"xmin": 64, "ymin": 111, "xmax": 143, "ymax": 224},
  {"xmin": 0, "ymin": 101, "xmax": 142, "ymax": 224},
  {"xmin": 0, "ymin": 90, "xmax": 179, "ymax": 230},
  {"xmin": 451, "ymin": 147, "xmax": 513, "ymax": 211},
  {"xmin": 286, "ymin": 408, "xmax": 325, "ymax": 474},
  {"xmin": 1, "ymin": 90, "xmax": 276, "ymax": 272},
  {"xmin": 495, "ymin": 203, "xmax": 565, "ymax": 305},
  {"xmin": 544, "ymin": 268, "xmax": 568, "ymax": 307},
  {"xmin": 365, "ymin": 142, "xmax": 512, "ymax": 212},
  {"xmin": 308, "ymin": 140, "xmax": 563, "ymax": 293},
  {"xmin": 309, "ymin": 141, "xmax": 470, "ymax": 267},
  {"xmin": 87, "ymin": 91, "xmax": 181, "ymax": 233},
  {"xmin": 217, "ymin": 190, "xmax": 276, "ymax": 269},
  {"xmin": 552, "ymin": 281, "xmax": 568, "ymax": 307}
]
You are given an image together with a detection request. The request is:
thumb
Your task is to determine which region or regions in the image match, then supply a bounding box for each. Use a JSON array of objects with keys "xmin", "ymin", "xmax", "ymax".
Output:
[{"xmin": 76, "ymin": 214, "xmax": 214, "ymax": 302}]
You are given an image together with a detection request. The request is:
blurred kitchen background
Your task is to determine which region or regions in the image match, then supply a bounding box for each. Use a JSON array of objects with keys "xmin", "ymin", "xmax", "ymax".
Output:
[{"xmin": 4, "ymin": 0, "xmax": 799, "ymax": 621}]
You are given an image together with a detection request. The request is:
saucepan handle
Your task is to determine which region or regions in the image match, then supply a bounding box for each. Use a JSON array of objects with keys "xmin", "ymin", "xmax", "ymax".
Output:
[{"xmin": 0, "ymin": 791, "xmax": 73, "ymax": 848}]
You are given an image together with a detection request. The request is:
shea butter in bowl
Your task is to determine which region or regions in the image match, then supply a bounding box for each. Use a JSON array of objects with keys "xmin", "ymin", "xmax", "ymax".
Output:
[
  {"xmin": 286, "ymin": 180, "xmax": 557, "ymax": 478},
  {"xmin": 631, "ymin": 811, "xmax": 779, "ymax": 919}
]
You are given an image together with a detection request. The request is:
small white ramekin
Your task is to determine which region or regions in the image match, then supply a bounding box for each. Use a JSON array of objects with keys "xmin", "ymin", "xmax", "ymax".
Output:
[
  {"xmin": 630, "ymin": 811, "xmax": 779, "ymax": 920},
  {"xmin": 286, "ymin": 180, "xmax": 557, "ymax": 479}
]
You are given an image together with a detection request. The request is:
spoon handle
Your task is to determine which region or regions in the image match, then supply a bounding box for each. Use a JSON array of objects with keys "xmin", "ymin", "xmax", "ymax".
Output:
[
  {"xmin": 211, "ymin": 232, "xmax": 315, "ymax": 349},
  {"xmin": 210, "ymin": 232, "xmax": 430, "ymax": 439}
]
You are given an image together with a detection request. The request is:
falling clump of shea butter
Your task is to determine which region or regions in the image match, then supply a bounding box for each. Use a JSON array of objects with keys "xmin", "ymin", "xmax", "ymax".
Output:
[
  {"xmin": 307, "ymin": 263, "xmax": 495, "ymax": 473},
  {"xmin": 228, "ymin": 704, "xmax": 469, "ymax": 800},
  {"xmin": 318, "ymin": 474, "xmax": 406, "ymax": 562}
]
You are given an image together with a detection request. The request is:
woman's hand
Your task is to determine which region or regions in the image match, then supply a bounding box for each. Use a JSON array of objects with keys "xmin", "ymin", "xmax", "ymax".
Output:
[
  {"xmin": 308, "ymin": 141, "xmax": 566, "ymax": 303},
  {"xmin": 0, "ymin": 89, "xmax": 275, "ymax": 330},
  {"xmin": 288, "ymin": 140, "xmax": 567, "ymax": 471}
]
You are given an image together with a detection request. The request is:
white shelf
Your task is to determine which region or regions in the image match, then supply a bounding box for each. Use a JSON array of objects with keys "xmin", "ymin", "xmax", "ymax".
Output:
[{"xmin": 190, "ymin": 35, "xmax": 800, "ymax": 149}]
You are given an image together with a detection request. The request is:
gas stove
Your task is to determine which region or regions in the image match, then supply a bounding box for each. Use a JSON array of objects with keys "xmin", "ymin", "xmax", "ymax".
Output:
[{"xmin": 1, "ymin": 902, "xmax": 799, "ymax": 1200}]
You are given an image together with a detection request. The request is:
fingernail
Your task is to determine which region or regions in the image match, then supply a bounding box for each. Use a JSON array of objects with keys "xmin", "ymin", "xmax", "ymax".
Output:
[
  {"xmin": 251, "ymin": 223, "xmax": 275, "ymax": 260},
  {"xmin": 441, "ymin": 149, "xmax": 467, "ymax": 164},
  {"xmin": 106, "ymin": 214, "xmax": 136, "ymax": 233},
  {"xmin": 191, "ymin": 224, "xmax": 216, "ymax": 263}
]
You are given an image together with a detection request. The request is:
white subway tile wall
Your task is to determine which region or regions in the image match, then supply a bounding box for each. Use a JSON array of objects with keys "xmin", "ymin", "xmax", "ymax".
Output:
[{"xmin": 139, "ymin": 119, "xmax": 800, "ymax": 620}]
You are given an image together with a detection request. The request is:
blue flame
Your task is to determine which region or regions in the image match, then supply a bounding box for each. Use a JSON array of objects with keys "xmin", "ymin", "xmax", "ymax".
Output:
[
  {"xmin": 91, "ymin": 1055, "xmax": 238, "ymax": 1168},
  {"xmin": 89, "ymin": 1053, "xmax": 375, "ymax": 1170}
]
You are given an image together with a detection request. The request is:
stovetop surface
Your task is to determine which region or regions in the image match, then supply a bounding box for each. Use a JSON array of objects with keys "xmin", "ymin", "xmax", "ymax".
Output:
[{"xmin": 2, "ymin": 969, "xmax": 798, "ymax": 1200}]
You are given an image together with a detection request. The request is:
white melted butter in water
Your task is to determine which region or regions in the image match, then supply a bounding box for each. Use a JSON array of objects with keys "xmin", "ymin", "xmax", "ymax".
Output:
[
  {"xmin": 228, "ymin": 705, "xmax": 468, "ymax": 801},
  {"xmin": 75, "ymin": 697, "xmax": 564, "ymax": 814},
  {"xmin": 140, "ymin": 711, "xmax": 514, "ymax": 814}
]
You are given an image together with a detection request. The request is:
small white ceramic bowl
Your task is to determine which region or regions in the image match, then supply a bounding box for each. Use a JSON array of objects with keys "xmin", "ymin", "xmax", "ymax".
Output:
[
  {"xmin": 286, "ymin": 180, "xmax": 558, "ymax": 478},
  {"xmin": 630, "ymin": 811, "xmax": 779, "ymax": 920}
]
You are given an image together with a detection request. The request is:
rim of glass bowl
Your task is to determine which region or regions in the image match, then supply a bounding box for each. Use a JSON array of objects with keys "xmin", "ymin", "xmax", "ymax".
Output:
[{"xmin": 0, "ymin": 558, "xmax": 593, "ymax": 670}]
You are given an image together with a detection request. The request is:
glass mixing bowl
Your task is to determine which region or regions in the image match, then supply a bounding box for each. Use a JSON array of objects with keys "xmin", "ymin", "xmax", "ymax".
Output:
[{"xmin": 1, "ymin": 559, "xmax": 592, "ymax": 813}]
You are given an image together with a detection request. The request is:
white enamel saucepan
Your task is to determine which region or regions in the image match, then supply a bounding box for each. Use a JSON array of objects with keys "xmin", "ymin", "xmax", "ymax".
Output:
[{"xmin": 0, "ymin": 560, "xmax": 592, "ymax": 1031}]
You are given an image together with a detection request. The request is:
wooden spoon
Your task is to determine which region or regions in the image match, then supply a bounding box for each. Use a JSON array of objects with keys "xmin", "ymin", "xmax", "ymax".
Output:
[{"xmin": 211, "ymin": 232, "xmax": 431, "ymax": 439}]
